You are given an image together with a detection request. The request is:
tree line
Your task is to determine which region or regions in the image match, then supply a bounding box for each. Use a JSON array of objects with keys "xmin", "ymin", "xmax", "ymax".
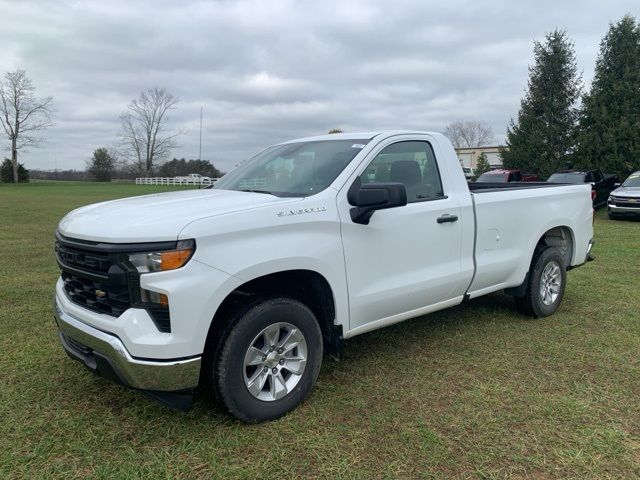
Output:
[
  {"xmin": 0, "ymin": 78, "xmax": 224, "ymax": 182},
  {"xmin": 84, "ymin": 149, "xmax": 225, "ymax": 182},
  {"xmin": 446, "ymin": 15, "xmax": 639, "ymax": 180},
  {"xmin": 502, "ymin": 15, "xmax": 640, "ymax": 179}
]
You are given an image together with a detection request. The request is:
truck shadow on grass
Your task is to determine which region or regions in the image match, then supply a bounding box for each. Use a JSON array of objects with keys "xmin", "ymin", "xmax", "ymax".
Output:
[
  {"xmin": 191, "ymin": 292, "xmax": 532, "ymax": 419},
  {"xmin": 69, "ymin": 292, "xmax": 540, "ymax": 421}
]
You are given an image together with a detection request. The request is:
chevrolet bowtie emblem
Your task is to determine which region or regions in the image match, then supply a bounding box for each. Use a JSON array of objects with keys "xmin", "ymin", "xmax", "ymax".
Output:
[{"xmin": 94, "ymin": 289, "xmax": 107, "ymax": 298}]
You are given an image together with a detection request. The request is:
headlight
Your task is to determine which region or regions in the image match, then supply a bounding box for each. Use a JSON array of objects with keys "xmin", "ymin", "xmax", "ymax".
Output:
[
  {"xmin": 128, "ymin": 239, "xmax": 195, "ymax": 273},
  {"xmin": 608, "ymin": 196, "xmax": 616, "ymax": 203}
]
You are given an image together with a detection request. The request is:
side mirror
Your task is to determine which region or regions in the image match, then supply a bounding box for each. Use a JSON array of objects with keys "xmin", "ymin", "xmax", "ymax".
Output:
[
  {"xmin": 614, "ymin": 182, "xmax": 621, "ymax": 188},
  {"xmin": 347, "ymin": 177, "xmax": 407, "ymax": 224}
]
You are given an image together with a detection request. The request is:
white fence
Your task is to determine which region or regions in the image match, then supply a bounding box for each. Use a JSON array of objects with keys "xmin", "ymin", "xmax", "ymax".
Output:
[{"xmin": 135, "ymin": 177, "xmax": 218, "ymax": 186}]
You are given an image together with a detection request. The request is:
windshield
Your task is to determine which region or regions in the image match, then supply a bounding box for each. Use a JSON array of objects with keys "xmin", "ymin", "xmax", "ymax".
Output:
[
  {"xmin": 476, "ymin": 173, "xmax": 506, "ymax": 183},
  {"xmin": 547, "ymin": 173, "xmax": 584, "ymax": 184},
  {"xmin": 622, "ymin": 172, "xmax": 640, "ymax": 187},
  {"xmin": 214, "ymin": 139, "xmax": 370, "ymax": 197}
]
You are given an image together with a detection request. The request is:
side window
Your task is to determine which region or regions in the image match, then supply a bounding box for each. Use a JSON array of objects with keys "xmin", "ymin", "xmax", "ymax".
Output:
[
  {"xmin": 360, "ymin": 141, "xmax": 444, "ymax": 203},
  {"xmin": 593, "ymin": 171, "xmax": 603, "ymax": 183},
  {"xmin": 512, "ymin": 171, "xmax": 523, "ymax": 182},
  {"xmin": 585, "ymin": 172, "xmax": 594, "ymax": 183}
]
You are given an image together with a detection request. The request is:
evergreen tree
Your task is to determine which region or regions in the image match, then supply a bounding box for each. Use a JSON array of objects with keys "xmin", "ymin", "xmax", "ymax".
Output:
[
  {"xmin": 475, "ymin": 153, "xmax": 491, "ymax": 176},
  {"xmin": 576, "ymin": 15, "xmax": 640, "ymax": 178},
  {"xmin": 87, "ymin": 148, "xmax": 116, "ymax": 182},
  {"xmin": 1, "ymin": 158, "xmax": 29, "ymax": 182},
  {"xmin": 502, "ymin": 30, "xmax": 581, "ymax": 179}
]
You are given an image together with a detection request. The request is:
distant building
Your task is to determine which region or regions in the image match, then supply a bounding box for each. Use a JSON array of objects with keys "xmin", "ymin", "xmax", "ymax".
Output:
[{"xmin": 455, "ymin": 146, "xmax": 505, "ymax": 169}]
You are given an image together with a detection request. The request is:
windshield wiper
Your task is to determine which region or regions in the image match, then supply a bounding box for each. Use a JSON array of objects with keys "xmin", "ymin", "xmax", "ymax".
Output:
[
  {"xmin": 239, "ymin": 189, "xmax": 274, "ymax": 195},
  {"xmin": 233, "ymin": 189, "xmax": 308, "ymax": 197}
]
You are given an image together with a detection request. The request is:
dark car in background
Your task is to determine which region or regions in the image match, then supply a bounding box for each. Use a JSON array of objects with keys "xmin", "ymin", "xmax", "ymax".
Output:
[
  {"xmin": 547, "ymin": 169, "xmax": 618, "ymax": 208},
  {"xmin": 475, "ymin": 169, "xmax": 540, "ymax": 183},
  {"xmin": 607, "ymin": 171, "xmax": 640, "ymax": 219}
]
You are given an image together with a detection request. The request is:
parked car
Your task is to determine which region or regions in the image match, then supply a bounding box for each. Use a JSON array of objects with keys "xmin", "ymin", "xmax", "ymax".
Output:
[
  {"xmin": 175, "ymin": 173, "xmax": 211, "ymax": 183},
  {"xmin": 547, "ymin": 169, "xmax": 618, "ymax": 208},
  {"xmin": 461, "ymin": 166, "xmax": 475, "ymax": 179},
  {"xmin": 607, "ymin": 171, "xmax": 640, "ymax": 219},
  {"xmin": 475, "ymin": 169, "xmax": 540, "ymax": 183},
  {"xmin": 54, "ymin": 131, "xmax": 594, "ymax": 422}
]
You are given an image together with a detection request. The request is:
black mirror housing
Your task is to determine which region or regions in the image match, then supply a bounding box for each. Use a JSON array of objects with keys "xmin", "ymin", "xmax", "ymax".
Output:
[{"xmin": 347, "ymin": 178, "xmax": 407, "ymax": 224}]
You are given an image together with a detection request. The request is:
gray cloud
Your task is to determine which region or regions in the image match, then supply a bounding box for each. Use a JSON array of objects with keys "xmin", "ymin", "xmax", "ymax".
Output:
[{"xmin": 0, "ymin": 0, "xmax": 636, "ymax": 171}]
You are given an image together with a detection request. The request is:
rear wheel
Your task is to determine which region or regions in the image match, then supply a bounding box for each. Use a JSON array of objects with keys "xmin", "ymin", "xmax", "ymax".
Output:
[
  {"xmin": 213, "ymin": 297, "xmax": 323, "ymax": 422},
  {"xmin": 515, "ymin": 246, "xmax": 566, "ymax": 317}
]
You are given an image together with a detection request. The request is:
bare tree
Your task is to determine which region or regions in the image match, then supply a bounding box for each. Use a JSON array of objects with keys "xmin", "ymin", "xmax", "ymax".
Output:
[
  {"xmin": 0, "ymin": 70, "xmax": 54, "ymax": 183},
  {"xmin": 444, "ymin": 120, "xmax": 494, "ymax": 148},
  {"xmin": 120, "ymin": 87, "xmax": 180, "ymax": 175}
]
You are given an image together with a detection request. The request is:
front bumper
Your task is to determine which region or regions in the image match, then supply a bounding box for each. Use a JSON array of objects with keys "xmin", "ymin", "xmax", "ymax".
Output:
[
  {"xmin": 54, "ymin": 297, "xmax": 201, "ymax": 409},
  {"xmin": 608, "ymin": 204, "xmax": 640, "ymax": 215}
]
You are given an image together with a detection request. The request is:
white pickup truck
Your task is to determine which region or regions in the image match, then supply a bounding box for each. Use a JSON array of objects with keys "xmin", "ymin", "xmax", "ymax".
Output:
[{"xmin": 54, "ymin": 131, "xmax": 594, "ymax": 421}]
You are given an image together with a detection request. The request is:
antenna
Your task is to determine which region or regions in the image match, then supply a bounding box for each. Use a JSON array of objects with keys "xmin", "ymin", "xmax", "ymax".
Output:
[{"xmin": 199, "ymin": 106, "xmax": 203, "ymax": 161}]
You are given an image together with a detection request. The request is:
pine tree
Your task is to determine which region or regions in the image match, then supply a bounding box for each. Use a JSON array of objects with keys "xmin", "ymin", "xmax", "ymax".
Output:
[
  {"xmin": 502, "ymin": 30, "xmax": 581, "ymax": 179},
  {"xmin": 475, "ymin": 153, "xmax": 491, "ymax": 176},
  {"xmin": 1, "ymin": 158, "xmax": 29, "ymax": 182},
  {"xmin": 87, "ymin": 148, "xmax": 116, "ymax": 182},
  {"xmin": 576, "ymin": 15, "xmax": 640, "ymax": 178}
]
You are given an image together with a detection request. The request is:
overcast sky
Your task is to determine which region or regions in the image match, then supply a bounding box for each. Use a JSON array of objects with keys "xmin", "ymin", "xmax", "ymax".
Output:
[{"xmin": 0, "ymin": 0, "xmax": 636, "ymax": 171}]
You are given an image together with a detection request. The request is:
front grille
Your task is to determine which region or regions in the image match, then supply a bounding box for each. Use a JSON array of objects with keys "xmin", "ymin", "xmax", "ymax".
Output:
[
  {"xmin": 611, "ymin": 197, "xmax": 640, "ymax": 208},
  {"xmin": 61, "ymin": 271, "xmax": 130, "ymax": 317},
  {"xmin": 55, "ymin": 242, "xmax": 112, "ymax": 273},
  {"xmin": 55, "ymin": 233, "xmax": 172, "ymax": 333}
]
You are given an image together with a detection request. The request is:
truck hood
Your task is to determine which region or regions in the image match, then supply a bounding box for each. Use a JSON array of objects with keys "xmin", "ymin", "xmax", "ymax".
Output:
[
  {"xmin": 611, "ymin": 186, "xmax": 640, "ymax": 198},
  {"xmin": 58, "ymin": 188, "xmax": 298, "ymax": 243}
]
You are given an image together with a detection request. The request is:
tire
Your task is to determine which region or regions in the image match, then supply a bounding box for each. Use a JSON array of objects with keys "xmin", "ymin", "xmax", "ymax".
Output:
[
  {"xmin": 514, "ymin": 246, "xmax": 567, "ymax": 318},
  {"xmin": 213, "ymin": 297, "xmax": 323, "ymax": 423}
]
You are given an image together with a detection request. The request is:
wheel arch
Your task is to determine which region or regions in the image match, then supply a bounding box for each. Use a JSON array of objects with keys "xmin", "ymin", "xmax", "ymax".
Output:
[
  {"xmin": 506, "ymin": 225, "xmax": 575, "ymax": 298},
  {"xmin": 535, "ymin": 225, "xmax": 575, "ymax": 267},
  {"xmin": 201, "ymin": 269, "xmax": 341, "ymax": 385}
]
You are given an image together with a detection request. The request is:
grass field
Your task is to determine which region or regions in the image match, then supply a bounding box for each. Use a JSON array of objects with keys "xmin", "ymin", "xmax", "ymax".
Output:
[{"xmin": 1, "ymin": 181, "xmax": 639, "ymax": 479}]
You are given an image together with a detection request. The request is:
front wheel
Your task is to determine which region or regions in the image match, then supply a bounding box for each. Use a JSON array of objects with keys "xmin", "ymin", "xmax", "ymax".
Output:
[
  {"xmin": 515, "ymin": 246, "xmax": 567, "ymax": 317},
  {"xmin": 214, "ymin": 298, "xmax": 323, "ymax": 422}
]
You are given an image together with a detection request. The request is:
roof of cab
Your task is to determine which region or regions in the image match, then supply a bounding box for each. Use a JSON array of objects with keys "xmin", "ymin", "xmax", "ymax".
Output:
[{"xmin": 277, "ymin": 130, "xmax": 437, "ymax": 144}]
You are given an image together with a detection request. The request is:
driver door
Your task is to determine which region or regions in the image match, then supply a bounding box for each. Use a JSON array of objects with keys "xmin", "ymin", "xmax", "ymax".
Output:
[{"xmin": 337, "ymin": 136, "xmax": 466, "ymax": 333}]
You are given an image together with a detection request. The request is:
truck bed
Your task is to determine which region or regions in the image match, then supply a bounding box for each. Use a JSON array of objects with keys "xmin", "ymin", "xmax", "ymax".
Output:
[
  {"xmin": 469, "ymin": 182, "xmax": 565, "ymax": 192},
  {"xmin": 466, "ymin": 181, "xmax": 593, "ymax": 298}
]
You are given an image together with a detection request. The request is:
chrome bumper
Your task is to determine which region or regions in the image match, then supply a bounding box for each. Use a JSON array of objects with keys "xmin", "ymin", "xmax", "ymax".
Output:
[
  {"xmin": 54, "ymin": 297, "xmax": 201, "ymax": 393},
  {"xmin": 608, "ymin": 204, "xmax": 640, "ymax": 214}
]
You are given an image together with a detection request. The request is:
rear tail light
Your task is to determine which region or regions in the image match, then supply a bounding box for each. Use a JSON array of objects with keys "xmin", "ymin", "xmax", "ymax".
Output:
[{"xmin": 591, "ymin": 190, "xmax": 596, "ymax": 201}]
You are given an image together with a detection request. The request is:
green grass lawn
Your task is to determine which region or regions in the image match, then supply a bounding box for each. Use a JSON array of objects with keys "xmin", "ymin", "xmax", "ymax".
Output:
[{"xmin": 1, "ymin": 181, "xmax": 639, "ymax": 479}]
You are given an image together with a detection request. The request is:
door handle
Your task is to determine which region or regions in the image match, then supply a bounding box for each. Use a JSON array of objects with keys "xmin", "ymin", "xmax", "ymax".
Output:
[{"xmin": 437, "ymin": 214, "xmax": 458, "ymax": 224}]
